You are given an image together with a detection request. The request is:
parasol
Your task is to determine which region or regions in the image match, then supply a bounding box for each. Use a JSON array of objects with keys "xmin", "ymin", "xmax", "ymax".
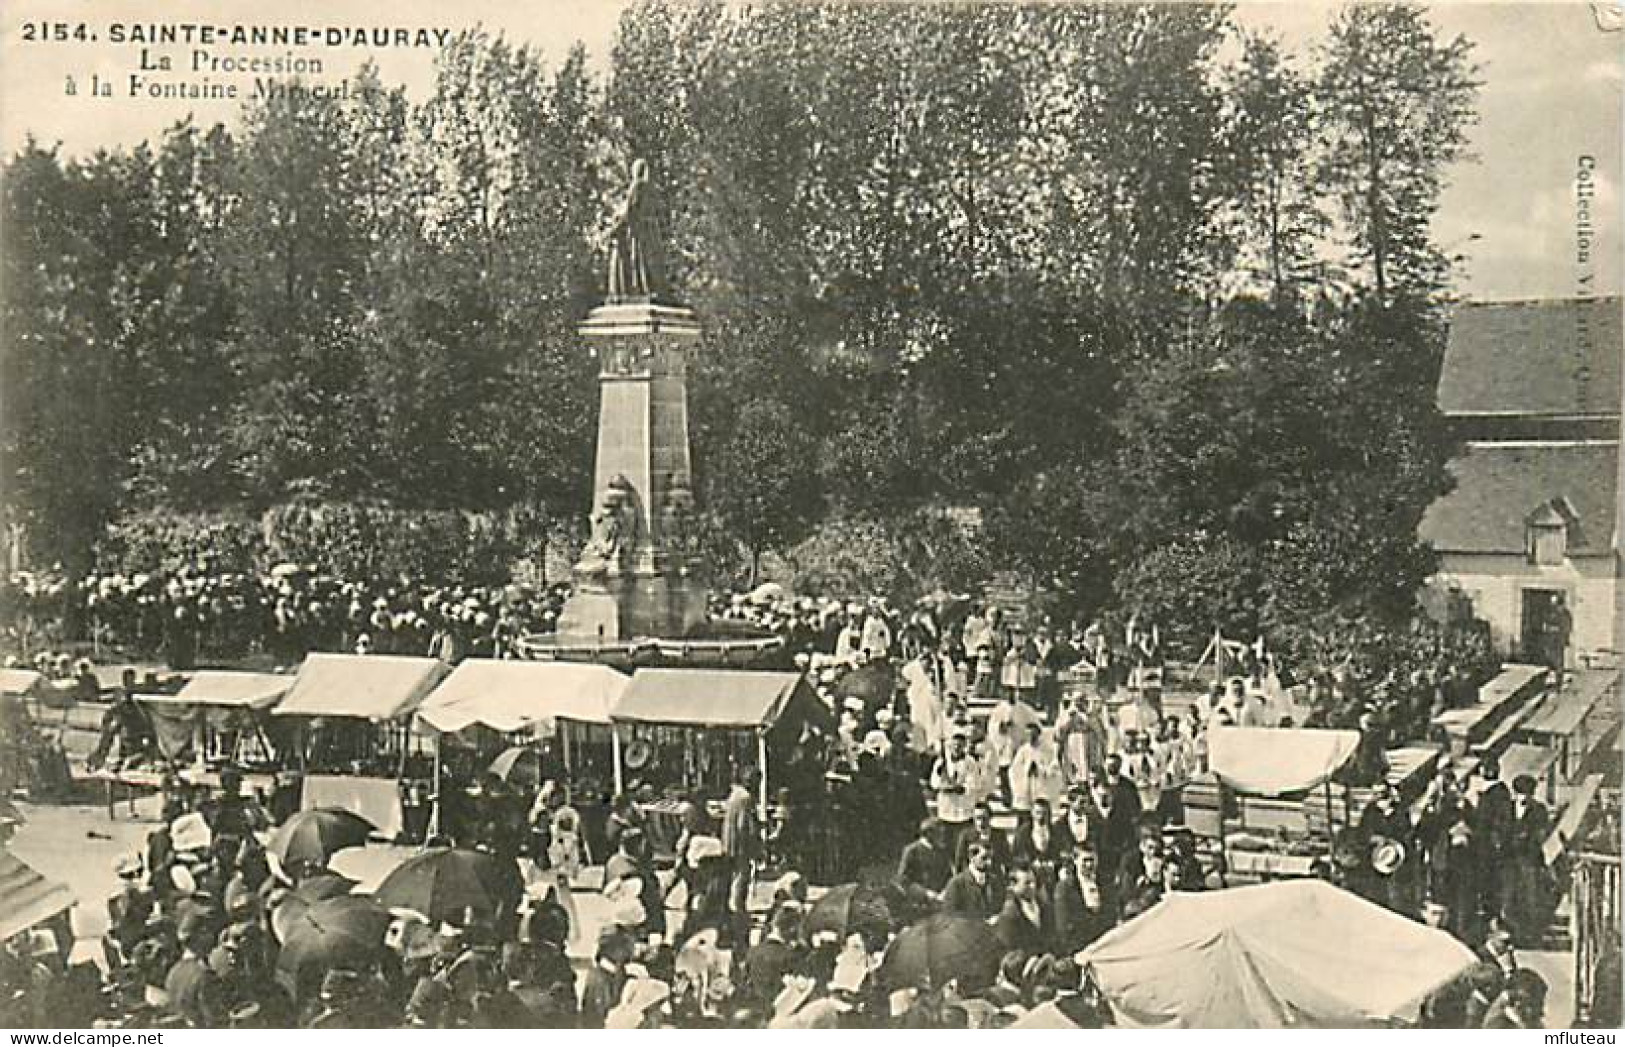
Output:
[
  {"xmin": 805, "ymin": 882, "xmax": 907, "ymax": 941},
  {"xmin": 275, "ymin": 895, "xmax": 392, "ymax": 999},
  {"xmin": 290, "ymin": 872, "xmax": 358, "ymax": 904},
  {"xmin": 878, "ymin": 913, "xmax": 1002, "ymax": 992},
  {"xmin": 747, "ymin": 582, "xmax": 787, "ymax": 605},
  {"xmin": 373, "ymin": 846, "xmax": 522, "ymax": 925},
  {"xmin": 833, "ymin": 660, "xmax": 893, "ymax": 709},
  {"xmin": 268, "ymin": 808, "xmax": 375, "ymax": 867},
  {"xmin": 487, "ymin": 746, "xmax": 543, "ymax": 787}
]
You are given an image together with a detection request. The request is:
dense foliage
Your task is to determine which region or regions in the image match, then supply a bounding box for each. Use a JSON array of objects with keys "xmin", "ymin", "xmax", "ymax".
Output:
[{"xmin": 1, "ymin": 4, "xmax": 1479, "ymax": 654}]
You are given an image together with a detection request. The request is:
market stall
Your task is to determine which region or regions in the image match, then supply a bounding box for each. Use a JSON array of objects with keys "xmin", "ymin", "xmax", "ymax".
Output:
[
  {"xmin": 0, "ymin": 847, "xmax": 75, "ymax": 957},
  {"xmin": 273, "ymin": 653, "xmax": 448, "ymax": 841},
  {"xmin": 416, "ymin": 660, "xmax": 630, "ymax": 843},
  {"xmin": 611, "ymin": 669, "xmax": 831, "ymax": 821},
  {"xmin": 137, "ymin": 670, "xmax": 293, "ymax": 768},
  {"xmin": 417, "ymin": 659, "xmax": 626, "ymax": 756},
  {"xmin": 1081, "ymin": 879, "xmax": 1476, "ymax": 1028},
  {"xmin": 1206, "ymin": 727, "xmax": 1360, "ymax": 879}
]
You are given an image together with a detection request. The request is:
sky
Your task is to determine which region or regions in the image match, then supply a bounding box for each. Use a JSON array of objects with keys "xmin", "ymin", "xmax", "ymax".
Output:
[{"xmin": 0, "ymin": 0, "xmax": 1619, "ymax": 302}]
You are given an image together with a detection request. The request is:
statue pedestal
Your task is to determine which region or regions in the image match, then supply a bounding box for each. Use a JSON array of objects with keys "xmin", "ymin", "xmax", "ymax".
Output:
[
  {"xmin": 553, "ymin": 296, "xmax": 711, "ymax": 643},
  {"xmin": 555, "ymin": 571, "xmax": 710, "ymax": 643}
]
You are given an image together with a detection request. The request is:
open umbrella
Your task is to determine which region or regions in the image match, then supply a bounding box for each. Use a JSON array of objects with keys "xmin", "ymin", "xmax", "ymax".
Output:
[
  {"xmin": 373, "ymin": 847, "xmax": 521, "ymax": 925},
  {"xmin": 268, "ymin": 808, "xmax": 375, "ymax": 867},
  {"xmin": 805, "ymin": 883, "xmax": 906, "ymax": 941},
  {"xmin": 271, "ymin": 874, "xmax": 359, "ymax": 943},
  {"xmin": 487, "ymin": 746, "xmax": 543, "ymax": 788},
  {"xmin": 290, "ymin": 872, "xmax": 358, "ymax": 904},
  {"xmin": 833, "ymin": 660, "xmax": 893, "ymax": 710},
  {"xmin": 878, "ymin": 913, "xmax": 1001, "ymax": 992},
  {"xmin": 275, "ymin": 895, "xmax": 391, "ymax": 999}
]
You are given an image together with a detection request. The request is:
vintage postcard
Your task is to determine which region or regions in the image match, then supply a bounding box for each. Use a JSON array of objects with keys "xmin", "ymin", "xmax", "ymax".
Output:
[{"xmin": 0, "ymin": 0, "xmax": 1620, "ymax": 1034}]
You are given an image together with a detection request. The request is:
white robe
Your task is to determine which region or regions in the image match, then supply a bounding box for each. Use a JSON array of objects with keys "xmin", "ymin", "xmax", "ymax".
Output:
[{"xmin": 1008, "ymin": 737, "xmax": 1065, "ymax": 812}]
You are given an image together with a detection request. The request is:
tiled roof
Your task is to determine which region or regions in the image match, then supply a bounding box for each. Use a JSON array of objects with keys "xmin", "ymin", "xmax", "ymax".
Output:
[
  {"xmin": 1419, "ymin": 442, "xmax": 1619, "ymax": 556},
  {"xmin": 1439, "ymin": 298, "xmax": 1623, "ymax": 417}
]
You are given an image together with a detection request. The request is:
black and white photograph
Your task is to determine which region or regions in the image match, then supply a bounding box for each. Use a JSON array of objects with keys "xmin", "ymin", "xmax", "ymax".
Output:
[{"xmin": 0, "ymin": 0, "xmax": 1620, "ymax": 1033}]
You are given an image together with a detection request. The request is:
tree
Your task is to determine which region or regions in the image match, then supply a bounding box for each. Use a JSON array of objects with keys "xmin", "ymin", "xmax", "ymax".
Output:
[
  {"xmin": 706, "ymin": 397, "xmax": 820, "ymax": 583},
  {"xmin": 1222, "ymin": 33, "xmax": 1328, "ymax": 301},
  {"xmin": 1316, "ymin": 4, "xmax": 1479, "ymax": 299},
  {"xmin": 0, "ymin": 142, "xmax": 146, "ymax": 571},
  {"xmin": 219, "ymin": 84, "xmax": 377, "ymax": 503}
]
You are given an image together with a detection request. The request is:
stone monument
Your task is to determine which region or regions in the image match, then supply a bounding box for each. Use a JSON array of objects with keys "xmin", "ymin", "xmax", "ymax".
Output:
[{"xmin": 552, "ymin": 160, "xmax": 710, "ymax": 642}]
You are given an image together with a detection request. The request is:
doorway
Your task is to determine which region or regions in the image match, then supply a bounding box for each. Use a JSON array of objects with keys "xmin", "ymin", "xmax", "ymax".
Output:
[{"xmin": 1520, "ymin": 588, "xmax": 1571, "ymax": 669}]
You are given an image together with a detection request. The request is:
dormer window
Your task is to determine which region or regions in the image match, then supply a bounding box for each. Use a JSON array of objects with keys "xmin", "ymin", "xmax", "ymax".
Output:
[{"xmin": 1526, "ymin": 500, "xmax": 1573, "ymax": 566}]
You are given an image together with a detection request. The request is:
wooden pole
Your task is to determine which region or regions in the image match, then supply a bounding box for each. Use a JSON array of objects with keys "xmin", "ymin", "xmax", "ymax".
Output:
[
  {"xmin": 427, "ymin": 735, "xmax": 442, "ymax": 840},
  {"xmin": 611, "ymin": 727, "xmax": 624, "ymax": 795},
  {"xmin": 756, "ymin": 731, "xmax": 769, "ymax": 821}
]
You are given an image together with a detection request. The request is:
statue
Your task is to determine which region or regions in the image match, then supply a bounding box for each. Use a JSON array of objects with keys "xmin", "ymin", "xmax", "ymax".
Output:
[
  {"xmin": 606, "ymin": 159, "xmax": 660, "ymax": 301},
  {"xmin": 577, "ymin": 475, "xmax": 640, "ymax": 576},
  {"xmin": 660, "ymin": 484, "xmax": 699, "ymax": 559}
]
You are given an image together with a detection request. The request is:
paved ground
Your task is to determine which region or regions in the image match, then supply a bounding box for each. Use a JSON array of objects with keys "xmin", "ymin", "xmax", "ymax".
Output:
[
  {"xmin": 8, "ymin": 798, "xmax": 1580, "ymax": 1027},
  {"xmin": 8, "ymin": 797, "xmax": 768, "ymax": 966}
]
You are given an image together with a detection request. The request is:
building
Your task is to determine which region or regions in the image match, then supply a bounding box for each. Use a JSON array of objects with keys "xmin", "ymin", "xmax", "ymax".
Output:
[{"xmin": 1419, "ymin": 297, "xmax": 1623, "ymax": 666}]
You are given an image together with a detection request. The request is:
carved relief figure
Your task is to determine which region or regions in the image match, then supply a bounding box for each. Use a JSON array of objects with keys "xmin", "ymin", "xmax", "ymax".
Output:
[
  {"xmin": 661, "ymin": 484, "xmax": 699, "ymax": 558},
  {"xmin": 577, "ymin": 475, "xmax": 641, "ymax": 576}
]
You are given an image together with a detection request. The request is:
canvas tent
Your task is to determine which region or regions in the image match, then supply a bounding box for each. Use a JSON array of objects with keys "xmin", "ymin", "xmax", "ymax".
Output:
[
  {"xmin": 613, "ymin": 669, "xmax": 817, "ymax": 729},
  {"xmin": 1207, "ymin": 727, "xmax": 1360, "ymax": 796},
  {"xmin": 416, "ymin": 660, "xmax": 626, "ymax": 735},
  {"xmin": 0, "ymin": 848, "xmax": 74, "ymax": 942},
  {"xmin": 138, "ymin": 671, "xmax": 293, "ymax": 763},
  {"xmin": 1081, "ymin": 879, "xmax": 1476, "ymax": 1028},
  {"xmin": 612, "ymin": 669, "xmax": 828, "ymax": 812},
  {"xmin": 273, "ymin": 654, "xmax": 447, "ymax": 722}
]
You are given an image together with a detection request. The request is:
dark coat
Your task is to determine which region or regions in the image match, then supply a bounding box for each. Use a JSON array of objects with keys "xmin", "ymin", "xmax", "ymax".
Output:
[
  {"xmin": 953, "ymin": 824, "xmax": 1012, "ymax": 874},
  {"xmin": 1052, "ymin": 876, "xmax": 1107, "ymax": 954},
  {"xmin": 740, "ymin": 938, "xmax": 802, "ymax": 1004},
  {"xmin": 941, "ymin": 869, "xmax": 1002, "ymax": 920},
  {"xmin": 991, "ymin": 896, "xmax": 1052, "ymax": 956},
  {"xmin": 1009, "ymin": 820, "xmax": 1068, "ymax": 868},
  {"xmin": 896, "ymin": 839, "xmax": 951, "ymax": 894},
  {"xmin": 164, "ymin": 953, "xmax": 225, "ymax": 1028},
  {"xmin": 578, "ymin": 964, "xmax": 626, "ymax": 1030}
]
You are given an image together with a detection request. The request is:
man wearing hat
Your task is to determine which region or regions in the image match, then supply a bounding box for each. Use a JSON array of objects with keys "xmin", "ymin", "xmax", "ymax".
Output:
[
  {"xmin": 1502, "ymin": 774, "xmax": 1552, "ymax": 945},
  {"xmin": 1356, "ymin": 784, "xmax": 1417, "ymax": 912},
  {"xmin": 580, "ymin": 926, "xmax": 634, "ymax": 1029},
  {"xmin": 164, "ymin": 915, "xmax": 225, "ymax": 1027},
  {"xmin": 104, "ymin": 855, "xmax": 153, "ymax": 966},
  {"xmin": 303, "ymin": 968, "xmax": 381, "ymax": 1028},
  {"xmin": 739, "ymin": 903, "xmax": 805, "ymax": 1011}
]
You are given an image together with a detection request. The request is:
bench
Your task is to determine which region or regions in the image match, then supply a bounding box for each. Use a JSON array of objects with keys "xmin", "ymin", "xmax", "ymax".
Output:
[
  {"xmin": 1544, "ymin": 772, "xmax": 1605, "ymax": 866},
  {"xmin": 1432, "ymin": 663, "xmax": 1548, "ymax": 757},
  {"xmin": 1499, "ymin": 742, "xmax": 1561, "ymax": 806}
]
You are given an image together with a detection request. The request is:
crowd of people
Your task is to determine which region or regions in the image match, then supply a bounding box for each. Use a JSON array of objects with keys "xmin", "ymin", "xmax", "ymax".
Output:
[
  {"xmin": 0, "ymin": 729, "xmax": 1563, "ymax": 1031},
  {"xmin": 0, "ymin": 562, "xmax": 1580, "ymax": 1030}
]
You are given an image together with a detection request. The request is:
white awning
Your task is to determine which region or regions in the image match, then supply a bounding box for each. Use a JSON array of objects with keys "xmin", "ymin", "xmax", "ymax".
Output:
[
  {"xmin": 1207, "ymin": 727, "xmax": 1360, "ymax": 796},
  {"xmin": 417, "ymin": 660, "xmax": 628, "ymax": 734},
  {"xmin": 273, "ymin": 653, "xmax": 447, "ymax": 721}
]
